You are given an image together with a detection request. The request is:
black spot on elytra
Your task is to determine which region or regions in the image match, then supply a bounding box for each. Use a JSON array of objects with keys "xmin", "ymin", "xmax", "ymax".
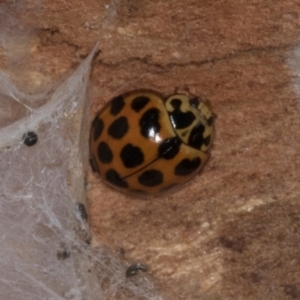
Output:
[
  {"xmin": 139, "ymin": 108, "xmax": 160, "ymax": 139},
  {"xmin": 120, "ymin": 144, "xmax": 144, "ymax": 168},
  {"xmin": 189, "ymin": 97, "xmax": 200, "ymax": 108},
  {"xmin": 138, "ymin": 169, "xmax": 163, "ymax": 187},
  {"xmin": 174, "ymin": 157, "xmax": 201, "ymax": 176},
  {"xmin": 106, "ymin": 169, "xmax": 128, "ymax": 188},
  {"xmin": 131, "ymin": 96, "xmax": 150, "ymax": 112},
  {"xmin": 92, "ymin": 117, "xmax": 104, "ymax": 141},
  {"xmin": 108, "ymin": 117, "xmax": 128, "ymax": 139},
  {"xmin": 169, "ymin": 99, "xmax": 196, "ymax": 129},
  {"xmin": 98, "ymin": 142, "xmax": 113, "ymax": 164},
  {"xmin": 158, "ymin": 137, "xmax": 182, "ymax": 160},
  {"xmin": 110, "ymin": 95, "xmax": 125, "ymax": 115},
  {"xmin": 188, "ymin": 123, "xmax": 206, "ymax": 149}
]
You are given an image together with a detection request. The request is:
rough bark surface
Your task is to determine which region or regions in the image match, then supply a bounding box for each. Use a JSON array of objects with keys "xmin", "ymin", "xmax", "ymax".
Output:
[{"xmin": 5, "ymin": 0, "xmax": 300, "ymax": 299}]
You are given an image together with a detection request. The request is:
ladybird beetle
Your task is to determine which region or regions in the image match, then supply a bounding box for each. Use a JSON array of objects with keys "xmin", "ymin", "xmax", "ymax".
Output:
[{"xmin": 90, "ymin": 90, "xmax": 214, "ymax": 195}]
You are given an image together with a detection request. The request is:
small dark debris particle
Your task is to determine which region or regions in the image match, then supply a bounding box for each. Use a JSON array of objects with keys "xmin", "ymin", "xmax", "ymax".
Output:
[
  {"xmin": 77, "ymin": 203, "xmax": 88, "ymax": 221},
  {"xmin": 22, "ymin": 131, "xmax": 38, "ymax": 146},
  {"xmin": 56, "ymin": 250, "xmax": 70, "ymax": 260},
  {"xmin": 126, "ymin": 263, "xmax": 148, "ymax": 277}
]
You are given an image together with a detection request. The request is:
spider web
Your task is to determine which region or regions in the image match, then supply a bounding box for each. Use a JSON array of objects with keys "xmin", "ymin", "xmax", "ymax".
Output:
[{"xmin": 0, "ymin": 11, "xmax": 163, "ymax": 300}]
